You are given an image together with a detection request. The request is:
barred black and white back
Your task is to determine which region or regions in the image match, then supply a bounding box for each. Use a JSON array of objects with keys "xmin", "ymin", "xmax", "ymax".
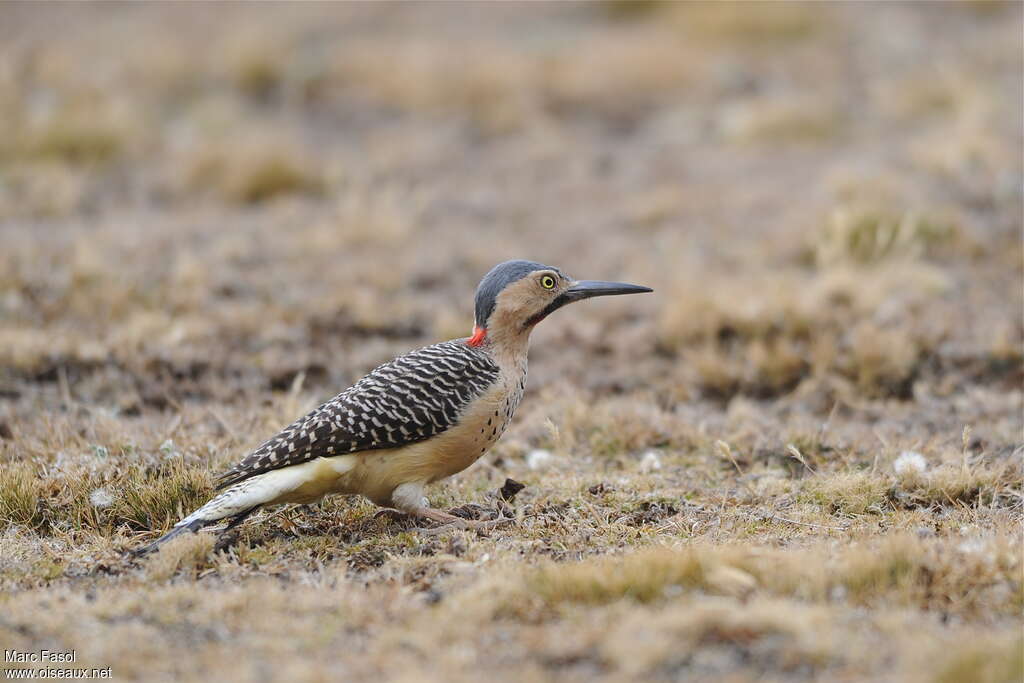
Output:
[
  {"xmin": 219, "ymin": 341, "xmax": 500, "ymax": 488},
  {"xmin": 140, "ymin": 340, "xmax": 501, "ymax": 552}
]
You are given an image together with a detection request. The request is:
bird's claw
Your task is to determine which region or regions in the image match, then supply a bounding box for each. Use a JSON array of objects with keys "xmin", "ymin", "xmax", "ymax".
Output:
[
  {"xmin": 415, "ymin": 515, "xmax": 513, "ymax": 537},
  {"xmin": 373, "ymin": 508, "xmax": 412, "ymax": 524}
]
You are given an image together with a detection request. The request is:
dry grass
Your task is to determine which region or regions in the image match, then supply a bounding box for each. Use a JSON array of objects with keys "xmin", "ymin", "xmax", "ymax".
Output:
[
  {"xmin": 0, "ymin": 463, "xmax": 49, "ymax": 532},
  {"xmin": 514, "ymin": 532, "xmax": 1022, "ymax": 616},
  {"xmin": 109, "ymin": 460, "xmax": 213, "ymax": 532},
  {"xmin": 144, "ymin": 532, "xmax": 216, "ymax": 582},
  {"xmin": 185, "ymin": 137, "xmax": 325, "ymax": 205},
  {"xmin": 0, "ymin": 3, "xmax": 1021, "ymax": 682}
]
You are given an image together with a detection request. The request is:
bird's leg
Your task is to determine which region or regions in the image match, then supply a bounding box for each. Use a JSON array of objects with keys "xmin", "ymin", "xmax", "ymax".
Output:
[
  {"xmin": 390, "ymin": 482, "xmax": 510, "ymax": 535},
  {"xmin": 410, "ymin": 506, "xmax": 511, "ymax": 536},
  {"xmin": 265, "ymin": 505, "xmax": 302, "ymax": 533},
  {"xmin": 373, "ymin": 507, "xmax": 413, "ymax": 524},
  {"xmin": 415, "ymin": 506, "xmax": 479, "ymax": 526},
  {"xmin": 373, "ymin": 504, "xmax": 494, "ymax": 531}
]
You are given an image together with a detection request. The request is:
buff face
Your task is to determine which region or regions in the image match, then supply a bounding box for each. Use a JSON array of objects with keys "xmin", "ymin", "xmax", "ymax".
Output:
[{"xmin": 471, "ymin": 261, "xmax": 650, "ymax": 347}]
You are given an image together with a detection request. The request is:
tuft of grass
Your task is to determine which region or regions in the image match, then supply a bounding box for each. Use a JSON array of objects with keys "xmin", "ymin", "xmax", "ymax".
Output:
[
  {"xmin": 0, "ymin": 463, "xmax": 49, "ymax": 532},
  {"xmin": 24, "ymin": 120, "xmax": 123, "ymax": 164},
  {"xmin": 233, "ymin": 55, "xmax": 283, "ymax": 101},
  {"xmin": 689, "ymin": 345, "xmax": 741, "ymax": 399},
  {"xmin": 111, "ymin": 460, "xmax": 213, "ymax": 532},
  {"xmin": 228, "ymin": 155, "xmax": 323, "ymax": 204},
  {"xmin": 598, "ymin": 599, "xmax": 834, "ymax": 679},
  {"xmin": 656, "ymin": 272, "xmax": 812, "ymax": 349},
  {"xmin": 526, "ymin": 548, "xmax": 709, "ymax": 607},
  {"xmin": 746, "ymin": 339, "xmax": 811, "ymax": 397},
  {"xmin": 515, "ymin": 533, "xmax": 1022, "ymax": 619},
  {"xmin": 839, "ymin": 537, "xmax": 921, "ymax": 603},
  {"xmin": 897, "ymin": 461, "xmax": 1015, "ymax": 509},
  {"xmin": 656, "ymin": 262, "xmax": 953, "ymax": 401},
  {"xmin": 187, "ymin": 143, "xmax": 324, "ymax": 205},
  {"xmin": 677, "ymin": 2, "xmax": 824, "ymax": 43},
  {"xmin": 844, "ymin": 324, "xmax": 920, "ymax": 399},
  {"xmin": 719, "ymin": 97, "xmax": 842, "ymax": 144},
  {"xmin": 599, "ymin": 0, "xmax": 666, "ymax": 20},
  {"xmin": 816, "ymin": 206, "xmax": 958, "ymax": 266},
  {"xmin": 800, "ymin": 459, "xmax": 1018, "ymax": 518},
  {"xmin": 800, "ymin": 472, "xmax": 890, "ymax": 516},
  {"xmin": 528, "ymin": 394, "xmax": 677, "ymax": 459},
  {"xmin": 145, "ymin": 531, "xmax": 216, "ymax": 582},
  {"xmin": 956, "ymin": 0, "xmax": 1013, "ymax": 16},
  {"xmin": 32, "ymin": 556, "xmax": 67, "ymax": 582},
  {"xmin": 934, "ymin": 635, "xmax": 1024, "ymax": 683},
  {"xmin": 830, "ymin": 534, "xmax": 1022, "ymax": 616}
]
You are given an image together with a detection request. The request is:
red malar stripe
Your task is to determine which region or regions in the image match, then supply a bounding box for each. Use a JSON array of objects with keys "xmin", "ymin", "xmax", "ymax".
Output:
[{"xmin": 467, "ymin": 325, "xmax": 487, "ymax": 347}]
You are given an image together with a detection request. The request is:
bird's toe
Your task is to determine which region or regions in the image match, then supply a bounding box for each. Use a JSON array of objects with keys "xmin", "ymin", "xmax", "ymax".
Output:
[{"xmin": 373, "ymin": 508, "xmax": 413, "ymax": 525}]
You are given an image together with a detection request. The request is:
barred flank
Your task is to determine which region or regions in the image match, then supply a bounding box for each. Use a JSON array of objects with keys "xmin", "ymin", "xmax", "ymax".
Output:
[{"xmin": 216, "ymin": 341, "xmax": 500, "ymax": 489}]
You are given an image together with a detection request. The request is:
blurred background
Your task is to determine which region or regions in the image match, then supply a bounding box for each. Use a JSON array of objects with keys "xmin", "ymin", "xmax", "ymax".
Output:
[
  {"xmin": 0, "ymin": 1, "xmax": 1020, "ymax": 434},
  {"xmin": 1, "ymin": 5, "xmax": 1022, "ymax": 680}
]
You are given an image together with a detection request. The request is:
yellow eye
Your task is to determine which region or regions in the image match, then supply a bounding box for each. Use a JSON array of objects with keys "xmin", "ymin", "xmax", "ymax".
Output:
[{"xmin": 540, "ymin": 274, "xmax": 556, "ymax": 289}]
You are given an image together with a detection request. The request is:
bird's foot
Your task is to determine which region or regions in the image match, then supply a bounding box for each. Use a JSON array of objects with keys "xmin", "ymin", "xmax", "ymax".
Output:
[
  {"xmin": 373, "ymin": 508, "xmax": 414, "ymax": 525},
  {"xmin": 414, "ymin": 517, "xmax": 512, "ymax": 537},
  {"xmin": 411, "ymin": 507, "xmax": 513, "ymax": 537}
]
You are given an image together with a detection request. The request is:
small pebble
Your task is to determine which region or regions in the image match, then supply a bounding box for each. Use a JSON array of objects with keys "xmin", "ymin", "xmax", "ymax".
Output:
[
  {"xmin": 526, "ymin": 449, "xmax": 553, "ymax": 471},
  {"xmin": 893, "ymin": 450, "xmax": 927, "ymax": 476},
  {"xmin": 639, "ymin": 450, "xmax": 662, "ymax": 473},
  {"xmin": 89, "ymin": 488, "xmax": 114, "ymax": 509}
]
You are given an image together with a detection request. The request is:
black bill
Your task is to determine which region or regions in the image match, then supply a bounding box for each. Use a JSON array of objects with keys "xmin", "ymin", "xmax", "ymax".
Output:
[
  {"xmin": 562, "ymin": 280, "xmax": 654, "ymax": 301},
  {"xmin": 525, "ymin": 279, "xmax": 653, "ymax": 327}
]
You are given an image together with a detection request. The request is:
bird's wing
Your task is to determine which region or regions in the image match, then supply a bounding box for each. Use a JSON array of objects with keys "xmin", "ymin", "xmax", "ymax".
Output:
[{"xmin": 215, "ymin": 340, "xmax": 499, "ymax": 489}]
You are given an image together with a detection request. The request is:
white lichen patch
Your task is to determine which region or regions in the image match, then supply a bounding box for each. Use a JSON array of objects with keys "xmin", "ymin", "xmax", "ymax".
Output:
[{"xmin": 894, "ymin": 451, "xmax": 928, "ymax": 477}]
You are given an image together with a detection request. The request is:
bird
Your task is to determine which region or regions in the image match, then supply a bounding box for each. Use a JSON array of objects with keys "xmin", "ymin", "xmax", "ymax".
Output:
[{"xmin": 140, "ymin": 260, "xmax": 651, "ymax": 552}]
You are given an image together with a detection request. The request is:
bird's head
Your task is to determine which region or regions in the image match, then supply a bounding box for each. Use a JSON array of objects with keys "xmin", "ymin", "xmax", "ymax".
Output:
[{"xmin": 467, "ymin": 260, "xmax": 652, "ymax": 347}]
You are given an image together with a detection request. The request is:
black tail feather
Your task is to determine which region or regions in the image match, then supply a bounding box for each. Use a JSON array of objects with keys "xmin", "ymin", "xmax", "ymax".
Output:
[
  {"xmin": 133, "ymin": 518, "xmax": 209, "ymax": 557},
  {"xmin": 223, "ymin": 507, "xmax": 258, "ymax": 532},
  {"xmin": 133, "ymin": 507, "xmax": 259, "ymax": 557}
]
